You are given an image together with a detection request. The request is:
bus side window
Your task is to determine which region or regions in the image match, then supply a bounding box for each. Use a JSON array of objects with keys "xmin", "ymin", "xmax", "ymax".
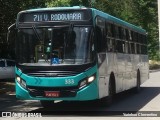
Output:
[
  {"xmin": 106, "ymin": 23, "xmax": 112, "ymax": 37},
  {"xmin": 131, "ymin": 31, "xmax": 134, "ymax": 41},
  {"xmin": 115, "ymin": 26, "xmax": 119, "ymax": 39},
  {"xmin": 136, "ymin": 44, "xmax": 140, "ymax": 54},
  {"xmin": 136, "ymin": 32, "xmax": 138, "ymax": 43},
  {"xmin": 111, "ymin": 24, "xmax": 115, "ymax": 38},
  {"xmin": 116, "ymin": 40, "xmax": 125, "ymax": 53},
  {"xmin": 131, "ymin": 43, "xmax": 135, "ymax": 54},
  {"xmin": 126, "ymin": 29, "xmax": 129, "ymax": 41},
  {"xmin": 118, "ymin": 26, "xmax": 123, "ymax": 39},
  {"xmin": 106, "ymin": 22, "xmax": 114, "ymax": 52},
  {"xmin": 122, "ymin": 28, "xmax": 126, "ymax": 40},
  {"xmin": 140, "ymin": 34, "xmax": 143, "ymax": 44},
  {"xmin": 96, "ymin": 26, "xmax": 106, "ymax": 52},
  {"xmin": 129, "ymin": 30, "xmax": 132, "ymax": 41},
  {"xmin": 96, "ymin": 16, "xmax": 106, "ymax": 53}
]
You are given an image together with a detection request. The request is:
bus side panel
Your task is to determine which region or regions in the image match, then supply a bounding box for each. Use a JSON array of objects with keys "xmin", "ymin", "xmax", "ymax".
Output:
[
  {"xmin": 124, "ymin": 54, "xmax": 136, "ymax": 90},
  {"xmin": 138, "ymin": 55, "xmax": 149, "ymax": 85},
  {"xmin": 98, "ymin": 52, "xmax": 109, "ymax": 98},
  {"xmin": 98, "ymin": 52, "xmax": 124, "ymax": 98}
]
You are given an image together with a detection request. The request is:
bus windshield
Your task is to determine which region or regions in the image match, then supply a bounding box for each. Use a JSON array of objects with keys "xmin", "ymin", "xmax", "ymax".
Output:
[{"xmin": 16, "ymin": 26, "xmax": 94, "ymax": 66}]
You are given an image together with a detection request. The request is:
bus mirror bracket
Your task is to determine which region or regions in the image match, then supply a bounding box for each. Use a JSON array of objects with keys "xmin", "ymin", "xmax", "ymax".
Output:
[{"xmin": 7, "ymin": 23, "xmax": 16, "ymax": 43}]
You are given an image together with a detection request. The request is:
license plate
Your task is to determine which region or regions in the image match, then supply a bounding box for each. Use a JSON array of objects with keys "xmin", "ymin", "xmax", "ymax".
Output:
[{"xmin": 45, "ymin": 91, "xmax": 60, "ymax": 97}]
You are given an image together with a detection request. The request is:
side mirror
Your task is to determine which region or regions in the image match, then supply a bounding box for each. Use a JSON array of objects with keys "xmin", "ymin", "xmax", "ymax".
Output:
[
  {"xmin": 7, "ymin": 23, "xmax": 16, "ymax": 59},
  {"xmin": 7, "ymin": 23, "xmax": 16, "ymax": 43}
]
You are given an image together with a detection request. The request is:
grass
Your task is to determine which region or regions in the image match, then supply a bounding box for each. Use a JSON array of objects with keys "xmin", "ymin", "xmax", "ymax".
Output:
[{"xmin": 149, "ymin": 60, "xmax": 160, "ymax": 70}]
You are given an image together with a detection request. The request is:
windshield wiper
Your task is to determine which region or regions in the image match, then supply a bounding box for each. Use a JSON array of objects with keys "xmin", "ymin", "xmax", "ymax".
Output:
[{"xmin": 32, "ymin": 25, "xmax": 41, "ymax": 41}]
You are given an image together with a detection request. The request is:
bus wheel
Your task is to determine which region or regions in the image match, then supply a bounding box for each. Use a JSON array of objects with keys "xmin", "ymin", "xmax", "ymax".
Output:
[
  {"xmin": 40, "ymin": 100, "xmax": 55, "ymax": 108},
  {"xmin": 134, "ymin": 71, "xmax": 141, "ymax": 93},
  {"xmin": 99, "ymin": 80, "xmax": 115, "ymax": 106}
]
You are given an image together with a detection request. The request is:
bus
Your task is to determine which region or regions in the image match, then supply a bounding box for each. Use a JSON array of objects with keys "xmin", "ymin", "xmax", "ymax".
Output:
[{"xmin": 8, "ymin": 6, "xmax": 149, "ymax": 107}]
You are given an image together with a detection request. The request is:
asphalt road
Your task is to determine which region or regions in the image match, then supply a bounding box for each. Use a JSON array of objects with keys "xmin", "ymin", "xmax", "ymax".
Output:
[{"xmin": 0, "ymin": 71, "xmax": 160, "ymax": 119}]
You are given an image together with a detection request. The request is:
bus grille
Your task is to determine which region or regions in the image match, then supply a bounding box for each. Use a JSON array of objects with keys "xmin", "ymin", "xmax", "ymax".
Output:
[
  {"xmin": 26, "ymin": 71, "xmax": 80, "ymax": 77},
  {"xmin": 27, "ymin": 86, "xmax": 78, "ymax": 98}
]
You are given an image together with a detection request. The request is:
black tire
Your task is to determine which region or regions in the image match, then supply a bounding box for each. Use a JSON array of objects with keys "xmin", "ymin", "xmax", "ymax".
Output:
[
  {"xmin": 134, "ymin": 71, "xmax": 141, "ymax": 93},
  {"xmin": 99, "ymin": 80, "xmax": 115, "ymax": 106},
  {"xmin": 40, "ymin": 100, "xmax": 55, "ymax": 108}
]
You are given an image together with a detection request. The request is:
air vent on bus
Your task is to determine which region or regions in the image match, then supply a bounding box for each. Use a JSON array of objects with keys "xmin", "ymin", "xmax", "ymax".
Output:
[{"xmin": 26, "ymin": 71, "xmax": 80, "ymax": 77}]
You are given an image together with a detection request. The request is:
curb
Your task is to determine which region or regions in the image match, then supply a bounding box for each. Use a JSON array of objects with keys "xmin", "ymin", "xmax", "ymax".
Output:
[{"xmin": 149, "ymin": 69, "xmax": 160, "ymax": 73}]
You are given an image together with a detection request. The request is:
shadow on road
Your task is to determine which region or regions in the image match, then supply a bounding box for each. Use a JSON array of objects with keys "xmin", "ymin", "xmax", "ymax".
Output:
[
  {"xmin": 28, "ymin": 87, "xmax": 160, "ymax": 116},
  {"xmin": 0, "ymin": 80, "xmax": 15, "ymax": 95}
]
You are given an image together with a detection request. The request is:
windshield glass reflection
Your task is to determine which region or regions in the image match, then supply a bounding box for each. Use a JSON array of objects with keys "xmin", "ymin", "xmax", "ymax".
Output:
[{"xmin": 16, "ymin": 26, "xmax": 94, "ymax": 66}]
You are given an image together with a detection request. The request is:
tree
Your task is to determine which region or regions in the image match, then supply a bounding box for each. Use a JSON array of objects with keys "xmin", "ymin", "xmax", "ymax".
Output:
[
  {"xmin": 45, "ymin": 0, "xmax": 90, "ymax": 7},
  {"xmin": 0, "ymin": 0, "xmax": 46, "ymax": 58},
  {"xmin": 45, "ymin": 0, "xmax": 71, "ymax": 7},
  {"xmin": 133, "ymin": 0, "xmax": 158, "ymax": 60}
]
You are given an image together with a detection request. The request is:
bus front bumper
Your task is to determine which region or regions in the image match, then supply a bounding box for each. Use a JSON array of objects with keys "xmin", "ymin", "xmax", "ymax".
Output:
[{"xmin": 16, "ymin": 81, "xmax": 99, "ymax": 101}]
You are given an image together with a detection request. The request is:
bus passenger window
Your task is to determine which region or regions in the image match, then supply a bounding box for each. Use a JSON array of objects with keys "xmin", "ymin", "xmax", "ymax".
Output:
[
  {"xmin": 96, "ymin": 26, "xmax": 106, "ymax": 52},
  {"xmin": 135, "ymin": 32, "xmax": 138, "ymax": 42},
  {"xmin": 136, "ymin": 44, "xmax": 140, "ymax": 54},
  {"xmin": 129, "ymin": 30, "xmax": 132, "ymax": 41},
  {"xmin": 122, "ymin": 28, "xmax": 126, "ymax": 40},
  {"xmin": 106, "ymin": 23, "xmax": 112, "ymax": 37},
  {"xmin": 139, "ymin": 34, "xmax": 143, "ymax": 44},
  {"xmin": 116, "ymin": 40, "xmax": 124, "ymax": 53},
  {"xmin": 131, "ymin": 43, "xmax": 135, "ymax": 54},
  {"xmin": 115, "ymin": 26, "xmax": 119, "ymax": 39},
  {"xmin": 125, "ymin": 42, "xmax": 129, "ymax": 54},
  {"xmin": 118, "ymin": 27, "xmax": 123, "ymax": 39},
  {"xmin": 131, "ymin": 31, "xmax": 134, "ymax": 41},
  {"xmin": 107, "ymin": 38, "xmax": 112, "ymax": 52},
  {"xmin": 137, "ymin": 33, "xmax": 140, "ymax": 43},
  {"xmin": 106, "ymin": 23, "xmax": 115, "ymax": 52},
  {"xmin": 126, "ymin": 29, "xmax": 129, "ymax": 40},
  {"xmin": 111, "ymin": 24, "xmax": 115, "ymax": 37}
]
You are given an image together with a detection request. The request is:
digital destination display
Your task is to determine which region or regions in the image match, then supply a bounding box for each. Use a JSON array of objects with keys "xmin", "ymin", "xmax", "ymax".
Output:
[{"xmin": 19, "ymin": 10, "xmax": 91, "ymax": 22}]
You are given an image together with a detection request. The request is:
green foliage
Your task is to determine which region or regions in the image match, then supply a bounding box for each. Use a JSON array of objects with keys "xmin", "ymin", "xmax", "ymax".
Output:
[
  {"xmin": 133, "ymin": 0, "xmax": 158, "ymax": 60},
  {"xmin": 0, "ymin": 0, "xmax": 46, "ymax": 58},
  {"xmin": 45, "ymin": 0, "xmax": 90, "ymax": 7},
  {"xmin": 45, "ymin": 0, "xmax": 71, "ymax": 7}
]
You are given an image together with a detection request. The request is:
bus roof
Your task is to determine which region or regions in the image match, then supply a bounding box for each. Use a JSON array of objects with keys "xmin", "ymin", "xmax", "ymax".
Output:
[
  {"xmin": 20, "ymin": 6, "xmax": 88, "ymax": 12},
  {"xmin": 18, "ymin": 6, "xmax": 146, "ymax": 34},
  {"xmin": 91, "ymin": 8, "xmax": 146, "ymax": 34}
]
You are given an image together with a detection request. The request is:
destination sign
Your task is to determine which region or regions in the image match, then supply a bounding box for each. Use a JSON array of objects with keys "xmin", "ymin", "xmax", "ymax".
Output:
[{"xmin": 19, "ymin": 11, "xmax": 91, "ymax": 22}]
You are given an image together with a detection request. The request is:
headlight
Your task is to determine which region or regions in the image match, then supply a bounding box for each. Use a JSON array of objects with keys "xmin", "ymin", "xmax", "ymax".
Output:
[
  {"xmin": 16, "ymin": 76, "xmax": 26, "ymax": 89},
  {"xmin": 79, "ymin": 73, "xmax": 96, "ymax": 89},
  {"xmin": 79, "ymin": 79, "xmax": 87, "ymax": 89},
  {"xmin": 88, "ymin": 76, "xmax": 95, "ymax": 83},
  {"xmin": 16, "ymin": 76, "xmax": 21, "ymax": 83}
]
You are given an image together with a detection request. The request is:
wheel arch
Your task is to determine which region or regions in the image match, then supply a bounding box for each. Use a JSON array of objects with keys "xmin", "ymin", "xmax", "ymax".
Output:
[
  {"xmin": 109, "ymin": 72, "xmax": 116, "ymax": 94},
  {"xmin": 137, "ymin": 69, "xmax": 141, "ymax": 84}
]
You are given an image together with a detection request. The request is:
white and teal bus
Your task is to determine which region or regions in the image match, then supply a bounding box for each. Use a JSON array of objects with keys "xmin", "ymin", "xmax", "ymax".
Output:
[{"xmin": 8, "ymin": 6, "xmax": 149, "ymax": 107}]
